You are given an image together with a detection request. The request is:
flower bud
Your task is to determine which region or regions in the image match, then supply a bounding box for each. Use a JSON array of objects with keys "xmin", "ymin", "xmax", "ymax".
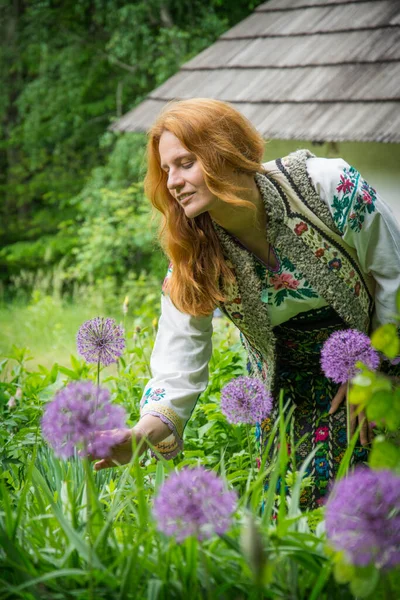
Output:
[
  {"xmin": 152, "ymin": 318, "xmax": 158, "ymax": 329},
  {"xmin": 7, "ymin": 396, "xmax": 17, "ymax": 409},
  {"xmin": 240, "ymin": 512, "xmax": 266, "ymax": 585},
  {"xmin": 15, "ymin": 388, "xmax": 23, "ymax": 400},
  {"xmin": 122, "ymin": 296, "xmax": 129, "ymax": 316}
]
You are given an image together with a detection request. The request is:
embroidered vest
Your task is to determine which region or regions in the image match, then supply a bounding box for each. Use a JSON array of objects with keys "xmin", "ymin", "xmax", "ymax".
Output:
[{"xmin": 212, "ymin": 150, "xmax": 375, "ymax": 392}]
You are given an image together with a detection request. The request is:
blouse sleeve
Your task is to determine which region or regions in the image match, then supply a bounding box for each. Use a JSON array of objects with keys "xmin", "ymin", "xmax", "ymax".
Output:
[
  {"xmin": 140, "ymin": 290, "xmax": 213, "ymax": 459},
  {"xmin": 306, "ymin": 157, "xmax": 400, "ymax": 330}
]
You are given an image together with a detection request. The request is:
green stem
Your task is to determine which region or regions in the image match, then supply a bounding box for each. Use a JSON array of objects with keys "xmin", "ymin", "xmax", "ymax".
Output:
[
  {"xmin": 200, "ymin": 543, "xmax": 212, "ymax": 600},
  {"xmin": 137, "ymin": 331, "xmax": 152, "ymax": 377},
  {"xmin": 83, "ymin": 457, "xmax": 94, "ymax": 600},
  {"xmin": 346, "ymin": 381, "xmax": 351, "ymax": 448},
  {"xmin": 246, "ymin": 424, "xmax": 254, "ymax": 475},
  {"xmin": 97, "ymin": 360, "xmax": 100, "ymax": 388},
  {"xmin": 382, "ymin": 572, "xmax": 393, "ymax": 600}
]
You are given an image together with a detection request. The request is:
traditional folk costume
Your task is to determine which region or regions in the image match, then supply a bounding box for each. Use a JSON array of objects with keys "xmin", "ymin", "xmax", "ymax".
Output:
[{"xmin": 140, "ymin": 150, "xmax": 400, "ymax": 508}]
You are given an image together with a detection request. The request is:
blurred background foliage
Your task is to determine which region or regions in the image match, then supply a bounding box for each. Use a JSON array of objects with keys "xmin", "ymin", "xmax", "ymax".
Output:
[{"xmin": 0, "ymin": 0, "xmax": 261, "ymax": 307}]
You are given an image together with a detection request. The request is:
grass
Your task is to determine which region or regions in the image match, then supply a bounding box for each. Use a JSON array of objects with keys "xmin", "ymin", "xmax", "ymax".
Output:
[{"xmin": 0, "ymin": 292, "xmax": 399, "ymax": 599}]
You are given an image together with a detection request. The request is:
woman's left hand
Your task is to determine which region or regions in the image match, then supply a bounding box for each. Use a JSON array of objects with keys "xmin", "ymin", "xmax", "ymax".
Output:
[{"xmin": 329, "ymin": 382, "xmax": 374, "ymax": 446}]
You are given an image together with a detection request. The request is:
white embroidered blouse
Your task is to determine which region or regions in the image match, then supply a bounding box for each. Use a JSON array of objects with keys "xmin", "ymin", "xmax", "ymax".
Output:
[{"xmin": 140, "ymin": 157, "xmax": 400, "ymax": 457}]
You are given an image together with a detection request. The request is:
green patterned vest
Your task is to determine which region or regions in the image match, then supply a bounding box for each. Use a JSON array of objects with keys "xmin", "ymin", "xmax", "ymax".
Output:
[{"xmin": 212, "ymin": 150, "xmax": 375, "ymax": 392}]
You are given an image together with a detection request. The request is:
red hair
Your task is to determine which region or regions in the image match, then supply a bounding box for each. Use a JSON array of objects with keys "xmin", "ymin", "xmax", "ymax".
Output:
[{"xmin": 144, "ymin": 98, "xmax": 265, "ymax": 316}]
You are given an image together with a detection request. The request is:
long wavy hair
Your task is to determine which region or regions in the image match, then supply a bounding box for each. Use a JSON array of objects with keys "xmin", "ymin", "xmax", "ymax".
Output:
[{"xmin": 144, "ymin": 98, "xmax": 265, "ymax": 316}]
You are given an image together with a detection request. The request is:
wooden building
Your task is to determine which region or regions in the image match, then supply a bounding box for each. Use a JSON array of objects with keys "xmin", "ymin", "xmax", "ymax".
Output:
[{"xmin": 113, "ymin": 0, "xmax": 400, "ymax": 219}]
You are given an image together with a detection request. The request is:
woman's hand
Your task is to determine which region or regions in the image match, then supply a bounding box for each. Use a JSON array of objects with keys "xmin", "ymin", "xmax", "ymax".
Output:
[
  {"xmin": 92, "ymin": 427, "xmax": 147, "ymax": 471},
  {"xmin": 328, "ymin": 382, "xmax": 374, "ymax": 446}
]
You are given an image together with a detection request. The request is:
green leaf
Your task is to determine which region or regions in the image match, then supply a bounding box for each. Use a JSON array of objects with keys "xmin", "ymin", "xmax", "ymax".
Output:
[
  {"xmin": 367, "ymin": 388, "xmax": 400, "ymax": 431},
  {"xmin": 58, "ymin": 366, "xmax": 79, "ymax": 380},
  {"xmin": 349, "ymin": 367, "xmax": 391, "ymax": 409},
  {"xmin": 37, "ymin": 380, "xmax": 64, "ymax": 402},
  {"xmin": 70, "ymin": 354, "xmax": 83, "ymax": 372},
  {"xmin": 50, "ymin": 362, "xmax": 59, "ymax": 383},
  {"xmin": 147, "ymin": 579, "xmax": 163, "ymax": 600},
  {"xmin": 369, "ymin": 438, "xmax": 400, "ymax": 471},
  {"xmin": 309, "ymin": 562, "xmax": 332, "ymax": 600},
  {"xmin": 348, "ymin": 375, "xmax": 374, "ymax": 407},
  {"xmin": 336, "ymin": 424, "xmax": 364, "ymax": 481},
  {"xmin": 197, "ymin": 421, "xmax": 215, "ymax": 439},
  {"xmin": 11, "ymin": 569, "xmax": 87, "ymax": 593},
  {"xmin": 349, "ymin": 566, "xmax": 379, "ymax": 598},
  {"xmin": 371, "ymin": 323, "xmax": 400, "ymax": 359},
  {"xmin": 31, "ymin": 468, "xmax": 104, "ymax": 569},
  {"xmin": 332, "ymin": 553, "xmax": 354, "ymax": 584}
]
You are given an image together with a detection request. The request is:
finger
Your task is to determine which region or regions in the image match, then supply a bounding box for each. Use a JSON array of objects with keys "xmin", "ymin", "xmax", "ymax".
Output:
[
  {"xmin": 350, "ymin": 403, "xmax": 357, "ymax": 438},
  {"xmin": 368, "ymin": 421, "xmax": 375, "ymax": 444},
  {"xmin": 359, "ymin": 414, "xmax": 369, "ymax": 446},
  {"xmin": 93, "ymin": 458, "xmax": 115, "ymax": 471},
  {"xmin": 329, "ymin": 383, "xmax": 347, "ymax": 415}
]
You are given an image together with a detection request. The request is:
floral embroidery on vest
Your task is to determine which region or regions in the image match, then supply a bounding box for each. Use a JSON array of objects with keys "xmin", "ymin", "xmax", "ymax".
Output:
[
  {"xmin": 331, "ymin": 166, "xmax": 377, "ymax": 233},
  {"xmin": 212, "ymin": 227, "xmax": 276, "ymax": 392},
  {"xmin": 220, "ymin": 260, "xmax": 246, "ymax": 322},
  {"xmin": 286, "ymin": 214, "xmax": 372, "ymax": 325},
  {"xmin": 213, "ymin": 150, "xmax": 373, "ymax": 398},
  {"xmin": 256, "ymin": 253, "xmax": 319, "ymax": 308}
]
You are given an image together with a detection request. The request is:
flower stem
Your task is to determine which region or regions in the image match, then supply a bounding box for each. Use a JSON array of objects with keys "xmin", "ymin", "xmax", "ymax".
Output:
[
  {"xmin": 382, "ymin": 573, "xmax": 393, "ymax": 600},
  {"xmin": 246, "ymin": 424, "xmax": 254, "ymax": 474},
  {"xmin": 200, "ymin": 543, "xmax": 212, "ymax": 600},
  {"xmin": 83, "ymin": 457, "xmax": 95, "ymax": 600},
  {"xmin": 346, "ymin": 381, "xmax": 351, "ymax": 448},
  {"xmin": 136, "ymin": 330, "xmax": 152, "ymax": 377},
  {"xmin": 96, "ymin": 360, "xmax": 100, "ymax": 388}
]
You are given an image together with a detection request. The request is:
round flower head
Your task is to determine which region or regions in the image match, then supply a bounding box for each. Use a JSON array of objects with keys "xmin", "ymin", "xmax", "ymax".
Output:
[
  {"xmin": 321, "ymin": 329, "xmax": 379, "ymax": 384},
  {"xmin": 220, "ymin": 376, "xmax": 272, "ymax": 424},
  {"xmin": 77, "ymin": 317, "xmax": 125, "ymax": 366},
  {"xmin": 153, "ymin": 466, "xmax": 237, "ymax": 542},
  {"xmin": 326, "ymin": 468, "xmax": 400, "ymax": 569},
  {"xmin": 42, "ymin": 381, "xmax": 128, "ymax": 459}
]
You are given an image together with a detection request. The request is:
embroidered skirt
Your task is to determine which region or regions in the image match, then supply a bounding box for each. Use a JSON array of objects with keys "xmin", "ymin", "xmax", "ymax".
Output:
[{"xmin": 259, "ymin": 306, "xmax": 368, "ymax": 510}]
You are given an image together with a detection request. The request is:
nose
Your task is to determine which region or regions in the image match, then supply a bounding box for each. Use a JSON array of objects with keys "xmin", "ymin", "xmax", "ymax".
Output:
[{"xmin": 167, "ymin": 168, "xmax": 184, "ymax": 191}]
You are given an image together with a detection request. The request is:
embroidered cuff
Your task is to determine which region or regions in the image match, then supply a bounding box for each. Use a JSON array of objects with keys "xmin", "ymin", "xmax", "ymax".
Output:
[{"xmin": 141, "ymin": 403, "xmax": 184, "ymax": 459}]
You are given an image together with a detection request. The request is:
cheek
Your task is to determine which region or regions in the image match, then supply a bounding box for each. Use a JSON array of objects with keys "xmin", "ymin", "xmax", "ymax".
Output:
[
  {"xmin": 191, "ymin": 165, "xmax": 207, "ymax": 187},
  {"xmin": 196, "ymin": 178, "xmax": 213, "ymax": 198}
]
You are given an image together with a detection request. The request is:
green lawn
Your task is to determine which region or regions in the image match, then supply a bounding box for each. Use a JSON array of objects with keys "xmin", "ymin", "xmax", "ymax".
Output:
[{"xmin": 0, "ymin": 295, "xmax": 125, "ymax": 369}]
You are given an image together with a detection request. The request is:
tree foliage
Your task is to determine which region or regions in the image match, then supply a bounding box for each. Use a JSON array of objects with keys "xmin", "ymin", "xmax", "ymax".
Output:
[{"xmin": 0, "ymin": 0, "xmax": 261, "ymax": 294}]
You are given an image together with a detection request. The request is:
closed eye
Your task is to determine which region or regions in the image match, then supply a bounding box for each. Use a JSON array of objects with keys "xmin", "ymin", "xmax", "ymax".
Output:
[{"xmin": 182, "ymin": 162, "xmax": 194, "ymax": 169}]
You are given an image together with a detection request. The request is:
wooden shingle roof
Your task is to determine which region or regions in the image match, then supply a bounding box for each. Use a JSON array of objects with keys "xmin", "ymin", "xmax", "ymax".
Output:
[{"xmin": 113, "ymin": 0, "xmax": 400, "ymax": 143}]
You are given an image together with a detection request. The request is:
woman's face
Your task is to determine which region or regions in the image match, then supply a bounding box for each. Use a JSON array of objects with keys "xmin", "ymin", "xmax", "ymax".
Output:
[{"xmin": 158, "ymin": 130, "xmax": 219, "ymax": 219}]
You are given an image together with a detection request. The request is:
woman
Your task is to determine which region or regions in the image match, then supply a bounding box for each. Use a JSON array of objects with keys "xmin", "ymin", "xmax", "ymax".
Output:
[{"xmin": 93, "ymin": 99, "xmax": 400, "ymax": 508}]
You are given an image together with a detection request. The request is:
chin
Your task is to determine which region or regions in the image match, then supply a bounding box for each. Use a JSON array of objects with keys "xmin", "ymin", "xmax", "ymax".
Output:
[{"xmin": 183, "ymin": 202, "xmax": 210, "ymax": 219}]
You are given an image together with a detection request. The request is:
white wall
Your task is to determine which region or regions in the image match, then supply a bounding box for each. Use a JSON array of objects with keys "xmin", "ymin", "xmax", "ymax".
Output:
[{"xmin": 264, "ymin": 140, "xmax": 400, "ymax": 224}]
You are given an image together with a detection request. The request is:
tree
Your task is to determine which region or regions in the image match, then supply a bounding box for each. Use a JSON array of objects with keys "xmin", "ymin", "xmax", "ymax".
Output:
[{"xmin": 0, "ymin": 0, "xmax": 261, "ymax": 292}]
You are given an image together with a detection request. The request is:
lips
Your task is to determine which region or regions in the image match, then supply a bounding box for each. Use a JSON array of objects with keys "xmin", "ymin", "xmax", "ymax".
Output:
[{"xmin": 178, "ymin": 193, "xmax": 195, "ymax": 205}]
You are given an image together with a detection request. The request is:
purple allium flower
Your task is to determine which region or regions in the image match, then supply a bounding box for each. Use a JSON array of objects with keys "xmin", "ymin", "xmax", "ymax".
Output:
[
  {"xmin": 153, "ymin": 466, "xmax": 237, "ymax": 542},
  {"xmin": 326, "ymin": 468, "xmax": 400, "ymax": 569},
  {"xmin": 77, "ymin": 317, "xmax": 125, "ymax": 366},
  {"xmin": 321, "ymin": 329, "xmax": 380, "ymax": 384},
  {"xmin": 220, "ymin": 376, "xmax": 272, "ymax": 424},
  {"xmin": 42, "ymin": 381, "xmax": 128, "ymax": 459}
]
